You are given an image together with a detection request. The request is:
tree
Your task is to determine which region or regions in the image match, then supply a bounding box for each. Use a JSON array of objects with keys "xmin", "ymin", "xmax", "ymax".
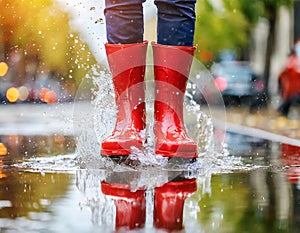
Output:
[
  {"xmin": 240, "ymin": 0, "xmax": 294, "ymax": 96},
  {"xmin": 0, "ymin": 0, "xmax": 97, "ymax": 86},
  {"xmin": 194, "ymin": 0, "xmax": 250, "ymax": 63},
  {"xmin": 194, "ymin": 0, "xmax": 294, "ymax": 97}
]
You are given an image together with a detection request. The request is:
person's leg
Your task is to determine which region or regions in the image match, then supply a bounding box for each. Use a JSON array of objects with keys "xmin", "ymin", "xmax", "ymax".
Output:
[
  {"xmin": 152, "ymin": 0, "xmax": 197, "ymax": 158},
  {"xmin": 278, "ymin": 95, "xmax": 300, "ymax": 116},
  {"xmin": 154, "ymin": 0, "xmax": 196, "ymax": 46},
  {"xmin": 104, "ymin": 0, "xmax": 145, "ymax": 44}
]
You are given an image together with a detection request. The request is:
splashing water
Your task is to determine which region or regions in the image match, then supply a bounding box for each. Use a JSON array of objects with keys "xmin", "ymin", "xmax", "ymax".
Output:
[{"xmin": 74, "ymin": 63, "xmax": 226, "ymax": 171}]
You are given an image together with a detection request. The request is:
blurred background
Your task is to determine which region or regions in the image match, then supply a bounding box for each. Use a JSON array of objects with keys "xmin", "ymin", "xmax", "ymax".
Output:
[
  {"xmin": 0, "ymin": 0, "xmax": 299, "ymax": 110},
  {"xmin": 0, "ymin": 2, "xmax": 300, "ymax": 231}
]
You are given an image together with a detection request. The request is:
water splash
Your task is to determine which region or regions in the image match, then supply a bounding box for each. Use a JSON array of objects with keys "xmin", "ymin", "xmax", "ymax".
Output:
[
  {"xmin": 74, "ymin": 63, "xmax": 224, "ymax": 171},
  {"xmin": 12, "ymin": 153, "xmax": 78, "ymax": 172}
]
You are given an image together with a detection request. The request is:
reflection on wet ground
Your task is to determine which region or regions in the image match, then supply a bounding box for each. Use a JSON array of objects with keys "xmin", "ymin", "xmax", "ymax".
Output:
[{"xmin": 0, "ymin": 133, "xmax": 300, "ymax": 232}]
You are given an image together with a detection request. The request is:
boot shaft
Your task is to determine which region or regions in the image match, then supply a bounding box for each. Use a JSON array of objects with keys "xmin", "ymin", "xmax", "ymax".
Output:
[
  {"xmin": 152, "ymin": 43, "xmax": 196, "ymax": 121},
  {"xmin": 105, "ymin": 41, "xmax": 148, "ymax": 132}
]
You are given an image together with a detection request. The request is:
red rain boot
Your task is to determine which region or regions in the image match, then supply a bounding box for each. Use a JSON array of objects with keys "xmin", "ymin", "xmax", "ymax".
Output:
[
  {"xmin": 153, "ymin": 178, "xmax": 197, "ymax": 231},
  {"xmin": 101, "ymin": 41, "xmax": 148, "ymax": 156},
  {"xmin": 281, "ymin": 143, "xmax": 300, "ymax": 183},
  {"xmin": 152, "ymin": 42, "xmax": 197, "ymax": 158},
  {"xmin": 101, "ymin": 181, "xmax": 146, "ymax": 230}
]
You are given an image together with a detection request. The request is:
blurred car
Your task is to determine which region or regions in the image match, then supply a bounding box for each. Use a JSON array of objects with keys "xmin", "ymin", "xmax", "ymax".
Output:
[{"xmin": 211, "ymin": 61, "xmax": 267, "ymax": 108}]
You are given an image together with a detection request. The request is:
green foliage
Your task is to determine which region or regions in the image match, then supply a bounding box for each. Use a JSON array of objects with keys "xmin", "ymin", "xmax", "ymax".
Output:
[
  {"xmin": 194, "ymin": 0, "xmax": 250, "ymax": 62},
  {"xmin": 194, "ymin": 0, "xmax": 294, "ymax": 63},
  {"xmin": 0, "ymin": 0, "xmax": 97, "ymax": 86}
]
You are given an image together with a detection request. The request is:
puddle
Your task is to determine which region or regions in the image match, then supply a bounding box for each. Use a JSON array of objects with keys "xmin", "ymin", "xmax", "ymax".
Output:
[{"xmin": 0, "ymin": 131, "xmax": 299, "ymax": 232}]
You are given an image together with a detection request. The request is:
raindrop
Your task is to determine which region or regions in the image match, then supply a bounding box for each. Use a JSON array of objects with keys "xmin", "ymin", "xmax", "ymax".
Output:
[{"xmin": 95, "ymin": 18, "xmax": 103, "ymax": 24}]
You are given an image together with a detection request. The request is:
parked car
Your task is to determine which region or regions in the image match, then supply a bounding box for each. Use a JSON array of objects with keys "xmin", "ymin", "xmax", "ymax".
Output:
[{"xmin": 210, "ymin": 61, "xmax": 267, "ymax": 108}]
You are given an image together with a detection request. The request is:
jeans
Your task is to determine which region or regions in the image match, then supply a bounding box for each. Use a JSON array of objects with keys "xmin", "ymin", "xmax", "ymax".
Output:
[{"xmin": 104, "ymin": 0, "xmax": 196, "ymax": 46}]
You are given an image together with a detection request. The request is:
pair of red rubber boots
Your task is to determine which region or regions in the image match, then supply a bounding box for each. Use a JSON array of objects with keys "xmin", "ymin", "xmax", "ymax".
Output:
[
  {"xmin": 101, "ymin": 178, "xmax": 197, "ymax": 231},
  {"xmin": 101, "ymin": 41, "xmax": 197, "ymax": 159}
]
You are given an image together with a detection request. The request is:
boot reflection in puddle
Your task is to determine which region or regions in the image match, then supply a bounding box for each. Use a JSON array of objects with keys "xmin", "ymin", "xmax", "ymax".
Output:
[
  {"xmin": 101, "ymin": 172, "xmax": 197, "ymax": 232},
  {"xmin": 281, "ymin": 143, "xmax": 300, "ymax": 183},
  {"xmin": 154, "ymin": 177, "xmax": 197, "ymax": 232},
  {"xmin": 101, "ymin": 171, "xmax": 146, "ymax": 231},
  {"xmin": 101, "ymin": 181, "xmax": 146, "ymax": 231}
]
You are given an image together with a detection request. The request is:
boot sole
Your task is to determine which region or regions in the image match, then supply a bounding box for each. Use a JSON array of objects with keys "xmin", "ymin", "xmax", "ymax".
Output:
[
  {"xmin": 167, "ymin": 157, "xmax": 197, "ymax": 164},
  {"xmin": 101, "ymin": 154, "xmax": 128, "ymax": 163},
  {"xmin": 101, "ymin": 148, "xmax": 130, "ymax": 156},
  {"xmin": 156, "ymin": 149, "xmax": 197, "ymax": 159}
]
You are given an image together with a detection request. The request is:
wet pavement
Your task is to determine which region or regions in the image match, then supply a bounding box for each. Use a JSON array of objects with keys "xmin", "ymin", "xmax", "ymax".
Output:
[
  {"xmin": 224, "ymin": 106, "xmax": 300, "ymax": 141},
  {"xmin": 0, "ymin": 103, "xmax": 74, "ymax": 136},
  {"xmin": 199, "ymin": 104, "xmax": 300, "ymax": 148}
]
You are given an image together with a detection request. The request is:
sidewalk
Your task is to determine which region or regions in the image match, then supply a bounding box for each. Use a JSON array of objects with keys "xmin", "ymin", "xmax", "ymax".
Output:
[{"xmin": 223, "ymin": 106, "xmax": 300, "ymax": 145}]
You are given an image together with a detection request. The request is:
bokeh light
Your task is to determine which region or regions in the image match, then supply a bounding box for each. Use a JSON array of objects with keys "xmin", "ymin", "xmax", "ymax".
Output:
[
  {"xmin": 0, "ymin": 62, "xmax": 9, "ymax": 77},
  {"xmin": 44, "ymin": 90, "xmax": 58, "ymax": 104},
  {"xmin": 6, "ymin": 87, "xmax": 19, "ymax": 103},
  {"xmin": 38, "ymin": 87, "xmax": 50, "ymax": 102},
  {"xmin": 18, "ymin": 86, "xmax": 29, "ymax": 101},
  {"xmin": 0, "ymin": 143, "xmax": 8, "ymax": 156}
]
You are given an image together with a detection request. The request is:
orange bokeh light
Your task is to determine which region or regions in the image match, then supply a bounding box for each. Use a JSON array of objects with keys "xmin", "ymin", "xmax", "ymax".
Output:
[
  {"xmin": 38, "ymin": 87, "xmax": 50, "ymax": 102},
  {"xmin": 44, "ymin": 90, "xmax": 58, "ymax": 104},
  {"xmin": 0, "ymin": 62, "xmax": 8, "ymax": 77},
  {"xmin": 0, "ymin": 171, "xmax": 7, "ymax": 179},
  {"xmin": 6, "ymin": 87, "xmax": 19, "ymax": 103},
  {"xmin": 0, "ymin": 143, "xmax": 8, "ymax": 156}
]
